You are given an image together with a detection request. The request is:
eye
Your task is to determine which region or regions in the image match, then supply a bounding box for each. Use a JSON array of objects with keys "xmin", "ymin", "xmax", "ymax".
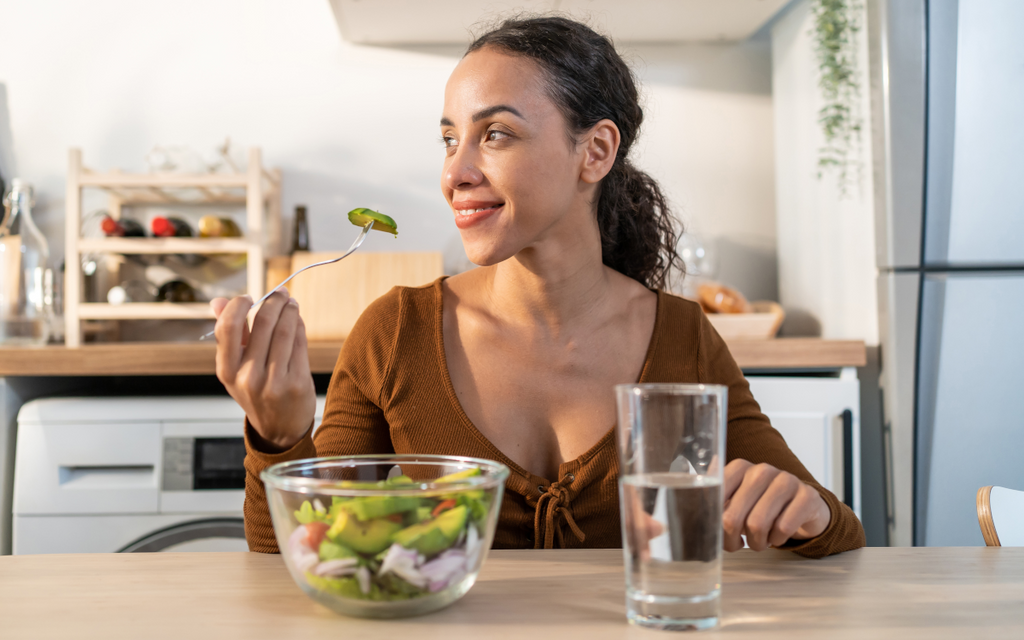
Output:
[
  {"xmin": 440, "ymin": 135, "xmax": 458, "ymax": 148},
  {"xmin": 486, "ymin": 129, "xmax": 510, "ymax": 142}
]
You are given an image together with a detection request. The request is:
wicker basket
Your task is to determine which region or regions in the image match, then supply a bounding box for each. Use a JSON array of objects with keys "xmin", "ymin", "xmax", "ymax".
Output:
[{"xmin": 705, "ymin": 301, "xmax": 785, "ymax": 340}]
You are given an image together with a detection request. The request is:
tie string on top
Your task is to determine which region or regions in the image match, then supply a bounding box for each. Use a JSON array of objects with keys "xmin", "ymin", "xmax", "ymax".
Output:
[{"xmin": 529, "ymin": 479, "xmax": 586, "ymax": 549}]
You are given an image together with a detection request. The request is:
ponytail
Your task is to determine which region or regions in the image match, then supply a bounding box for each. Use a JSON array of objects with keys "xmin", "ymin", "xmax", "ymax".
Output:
[{"xmin": 598, "ymin": 160, "xmax": 677, "ymax": 289}]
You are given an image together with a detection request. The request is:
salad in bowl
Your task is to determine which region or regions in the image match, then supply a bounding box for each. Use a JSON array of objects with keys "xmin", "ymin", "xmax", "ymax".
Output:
[{"xmin": 262, "ymin": 455, "xmax": 509, "ymax": 618}]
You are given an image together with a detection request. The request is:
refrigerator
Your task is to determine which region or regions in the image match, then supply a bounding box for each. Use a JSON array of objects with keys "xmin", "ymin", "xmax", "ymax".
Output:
[{"xmin": 870, "ymin": 0, "xmax": 1024, "ymax": 547}]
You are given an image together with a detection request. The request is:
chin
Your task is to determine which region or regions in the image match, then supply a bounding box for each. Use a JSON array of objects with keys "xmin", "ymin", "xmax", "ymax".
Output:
[{"xmin": 460, "ymin": 237, "xmax": 517, "ymax": 268}]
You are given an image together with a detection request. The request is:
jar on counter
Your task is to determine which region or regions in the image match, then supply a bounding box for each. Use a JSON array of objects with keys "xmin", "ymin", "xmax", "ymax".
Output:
[{"xmin": 0, "ymin": 179, "xmax": 51, "ymax": 345}]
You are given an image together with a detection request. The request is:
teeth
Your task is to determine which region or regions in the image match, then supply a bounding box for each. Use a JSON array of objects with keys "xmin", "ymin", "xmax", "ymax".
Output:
[{"xmin": 456, "ymin": 207, "xmax": 497, "ymax": 215}]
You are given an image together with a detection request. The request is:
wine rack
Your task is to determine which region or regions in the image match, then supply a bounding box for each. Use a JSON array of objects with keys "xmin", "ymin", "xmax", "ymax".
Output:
[{"xmin": 64, "ymin": 148, "xmax": 282, "ymax": 346}]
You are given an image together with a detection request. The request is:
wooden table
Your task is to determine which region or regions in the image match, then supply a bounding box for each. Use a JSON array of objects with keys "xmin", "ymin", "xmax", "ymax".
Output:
[
  {"xmin": 0, "ymin": 338, "xmax": 866, "ymax": 376},
  {"xmin": 1, "ymin": 548, "xmax": 1021, "ymax": 639}
]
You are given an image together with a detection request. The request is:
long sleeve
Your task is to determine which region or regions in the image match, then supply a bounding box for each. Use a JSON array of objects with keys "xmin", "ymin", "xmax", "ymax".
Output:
[
  {"xmin": 241, "ymin": 288, "xmax": 402, "ymax": 553},
  {"xmin": 696, "ymin": 312, "xmax": 866, "ymax": 558}
]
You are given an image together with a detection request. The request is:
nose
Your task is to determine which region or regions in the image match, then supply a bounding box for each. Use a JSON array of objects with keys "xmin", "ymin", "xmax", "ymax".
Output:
[{"xmin": 444, "ymin": 144, "xmax": 483, "ymax": 192}]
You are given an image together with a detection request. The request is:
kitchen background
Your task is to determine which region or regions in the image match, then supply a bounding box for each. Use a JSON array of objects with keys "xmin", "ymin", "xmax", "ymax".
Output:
[
  {"xmin": 0, "ymin": 0, "xmax": 879, "ymax": 336},
  {"xmin": 15, "ymin": 0, "xmax": 1008, "ymax": 555}
]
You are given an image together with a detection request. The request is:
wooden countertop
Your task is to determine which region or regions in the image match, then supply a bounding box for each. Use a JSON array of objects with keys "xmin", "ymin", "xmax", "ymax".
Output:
[
  {"xmin": 0, "ymin": 338, "xmax": 865, "ymax": 377},
  {"xmin": 0, "ymin": 548, "xmax": 1020, "ymax": 638}
]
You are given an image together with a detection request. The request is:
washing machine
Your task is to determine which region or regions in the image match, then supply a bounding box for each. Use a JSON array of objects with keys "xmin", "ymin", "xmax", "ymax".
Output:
[{"xmin": 12, "ymin": 395, "xmax": 325, "ymax": 554}]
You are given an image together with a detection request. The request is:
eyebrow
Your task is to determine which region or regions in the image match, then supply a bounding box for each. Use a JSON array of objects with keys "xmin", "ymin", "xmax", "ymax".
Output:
[{"xmin": 440, "ymin": 104, "xmax": 525, "ymax": 127}]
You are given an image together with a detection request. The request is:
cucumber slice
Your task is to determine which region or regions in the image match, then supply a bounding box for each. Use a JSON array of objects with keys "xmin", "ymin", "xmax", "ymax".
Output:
[{"xmin": 348, "ymin": 208, "xmax": 398, "ymax": 236}]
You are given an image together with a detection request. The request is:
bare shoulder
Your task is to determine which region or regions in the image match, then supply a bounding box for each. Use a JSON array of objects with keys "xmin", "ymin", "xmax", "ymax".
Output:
[
  {"xmin": 441, "ymin": 267, "xmax": 493, "ymax": 314},
  {"xmin": 443, "ymin": 267, "xmax": 484, "ymax": 297},
  {"xmin": 604, "ymin": 266, "xmax": 657, "ymax": 321}
]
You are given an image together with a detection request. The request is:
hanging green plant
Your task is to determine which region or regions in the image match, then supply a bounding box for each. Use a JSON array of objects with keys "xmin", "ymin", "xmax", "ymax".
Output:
[{"xmin": 811, "ymin": 0, "xmax": 864, "ymax": 196}]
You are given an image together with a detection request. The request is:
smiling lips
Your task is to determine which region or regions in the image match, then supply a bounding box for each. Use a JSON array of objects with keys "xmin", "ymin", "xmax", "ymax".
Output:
[{"xmin": 452, "ymin": 201, "xmax": 503, "ymax": 230}]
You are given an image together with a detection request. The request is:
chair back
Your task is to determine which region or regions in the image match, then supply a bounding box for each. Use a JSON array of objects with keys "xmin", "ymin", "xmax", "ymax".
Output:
[{"xmin": 977, "ymin": 486, "xmax": 1024, "ymax": 547}]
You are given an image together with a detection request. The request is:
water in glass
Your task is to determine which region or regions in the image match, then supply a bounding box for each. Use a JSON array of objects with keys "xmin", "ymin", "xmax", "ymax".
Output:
[{"xmin": 621, "ymin": 472, "xmax": 722, "ymax": 630}]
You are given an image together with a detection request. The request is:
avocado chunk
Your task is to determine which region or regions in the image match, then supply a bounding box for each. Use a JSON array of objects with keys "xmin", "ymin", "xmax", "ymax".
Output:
[
  {"xmin": 318, "ymin": 539, "xmax": 358, "ymax": 562},
  {"xmin": 334, "ymin": 475, "xmax": 413, "ymax": 491},
  {"xmin": 435, "ymin": 468, "xmax": 481, "ymax": 483},
  {"xmin": 327, "ymin": 510, "xmax": 401, "ymax": 555},
  {"xmin": 341, "ymin": 495, "xmax": 422, "ymax": 521},
  {"xmin": 435, "ymin": 468, "xmax": 485, "ymax": 500},
  {"xmin": 393, "ymin": 505, "xmax": 468, "ymax": 557},
  {"xmin": 348, "ymin": 208, "xmax": 398, "ymax": 236},
  {"xmin": 433, "ymin": 504, "xmax": 469, "ymax": 539}
]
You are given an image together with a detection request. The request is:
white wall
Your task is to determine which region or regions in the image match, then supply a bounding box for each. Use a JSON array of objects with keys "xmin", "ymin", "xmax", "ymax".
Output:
[
  {"xmin": 772, "ymin": 0, "xmax": 879, "ymax": 343},
  {"xmin": 0, "ymin": 0, "xmax": 776, "ymax": 298}
]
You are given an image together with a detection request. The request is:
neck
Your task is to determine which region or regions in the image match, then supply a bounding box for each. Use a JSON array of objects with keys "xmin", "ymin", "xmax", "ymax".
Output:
[{"xmin": 484, "ymin": 213, "xmax": 613, "ymax": 336}]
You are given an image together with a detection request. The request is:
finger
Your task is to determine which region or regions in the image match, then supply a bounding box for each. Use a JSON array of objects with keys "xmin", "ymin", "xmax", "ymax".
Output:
[
  {"xmin": 210, "ymin": 297, "xmax": 229, "ymax": 318},
  {"xmin": 645, "ymin": 514, "xmax": 665, "ymax": 541},
  {"xmin": 785, "ymin": 485, "xmax": 831, "ymax": 541},
  {"xmin": 743, "ymin": 473, "xmax": 801, "ymax": 550},
  {"xmin": 722, "ymin": 463, "xmax": 779, "ymax": 552},
  {"xmin": 242, "ymin": 289, "xmax": 291, "ymax": 369},
  {"xmin": 267, "ymin": 298, "xmax": 300, "ymax": 384},
  {"xmin": 214, "ymin": 295, "xmax": 254, "ymax": 383},
  {"xmin": 767, "ymin": 488, "xmax": 816, "ymax": 547},
  {"xmin": 634, "ymin": 507, "xmax": 661, "ymax": 562},
  {"xmin": 288, "ymin": 314, "xmax": 311, "ymax": 377},
  {"xmin": 723, "ymin": 459, "xmax": 752, "ymax": 502}
]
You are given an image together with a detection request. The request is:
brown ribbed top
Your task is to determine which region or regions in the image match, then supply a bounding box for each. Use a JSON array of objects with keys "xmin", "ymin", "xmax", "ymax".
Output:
[{"xmin": 243, "ymin": 278, "xmax": 865, "ymax": 558}]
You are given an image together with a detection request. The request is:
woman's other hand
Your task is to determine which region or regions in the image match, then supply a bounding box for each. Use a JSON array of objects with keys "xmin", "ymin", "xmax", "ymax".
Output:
[
  {"xmin": 211, "ymin": 290, "xmax": 316, "ymax": 450},
  {"xmin": 722, "ymin": 459, "xmax": 831, "ymax": 552}
]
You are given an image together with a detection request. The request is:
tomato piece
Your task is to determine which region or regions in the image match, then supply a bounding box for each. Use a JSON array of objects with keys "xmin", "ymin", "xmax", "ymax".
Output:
[
  {"xmin": 432, "ymin": 499, "xmax": 457, "ymax": 517},
  {"xmin": 385, "ymin": 513, "xmax": 405, "ymax": 524},
  {"xmin": 304, "ymin": 521, "xmax": 330, "ymax": 549}
]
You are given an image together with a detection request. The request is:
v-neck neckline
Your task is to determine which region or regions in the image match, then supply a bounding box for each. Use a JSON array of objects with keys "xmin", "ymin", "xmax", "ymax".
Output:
[{"xmin": 431, "ymin": 277, "xmax": 664, "ymax": 487}]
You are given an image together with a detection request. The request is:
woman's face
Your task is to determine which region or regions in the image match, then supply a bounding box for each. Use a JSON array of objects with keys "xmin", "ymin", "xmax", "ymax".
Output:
[{"xmin": 440, "ymin": 47, "xmax": 592, "ymax": 267}]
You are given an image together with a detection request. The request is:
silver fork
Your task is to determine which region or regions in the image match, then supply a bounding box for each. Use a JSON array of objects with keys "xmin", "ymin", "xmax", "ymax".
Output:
[{"xmin": 199, "ymin": 221, "xmax": 373, "ymax": 341}]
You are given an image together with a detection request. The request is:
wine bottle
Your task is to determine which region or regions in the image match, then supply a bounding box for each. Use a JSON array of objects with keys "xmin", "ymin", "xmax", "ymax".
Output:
[
  {"xmin": 198, "ymin": 215, "xmax": 242, "ymax": 238},
  {"xmin": 291, "ymin": 205, "xmax": 309, "ymax": 253},
  {"xmin": 101, "ymin": 215, "xmax": 146, "ymax": 237},
  {"xmin": 1, "ymin": 179, "xmax": 50, "ymax": 345},
  {"xmin": 151, "ymin": 216, "xmax": 194, "ymax": 238},
  {"xmin": 156, "ymin": 279, "xmax": 198, "ymax": 303}
]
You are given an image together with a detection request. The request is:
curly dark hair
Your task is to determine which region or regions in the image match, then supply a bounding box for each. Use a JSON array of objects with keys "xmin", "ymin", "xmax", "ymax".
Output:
[{"xmin": 466, "ymin": 16, "xmax": 684, "ymax": 290}]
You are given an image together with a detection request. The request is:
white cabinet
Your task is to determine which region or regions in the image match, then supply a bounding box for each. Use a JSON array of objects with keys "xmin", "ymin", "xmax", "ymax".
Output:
[{"xmin": 746, "ymin": 369, "xmax": 861, "ymax": 519}]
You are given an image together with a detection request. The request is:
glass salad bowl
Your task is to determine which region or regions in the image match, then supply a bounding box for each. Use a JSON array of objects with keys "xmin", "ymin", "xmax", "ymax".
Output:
[{"xmin": 262, "ymin": 455, "xmax": 509, "ymax": 618}]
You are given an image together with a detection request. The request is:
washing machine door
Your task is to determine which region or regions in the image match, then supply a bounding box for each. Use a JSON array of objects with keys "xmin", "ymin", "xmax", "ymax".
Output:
[{"xmin": 118, "ymin": 518, "xmax": 248, "ymax": 552}]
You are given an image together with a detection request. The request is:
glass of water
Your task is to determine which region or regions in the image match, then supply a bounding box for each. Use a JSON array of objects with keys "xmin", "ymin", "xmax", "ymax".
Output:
[{"xmin": 615, "ymin": 383, "xmax": 727, "ymax": 631}]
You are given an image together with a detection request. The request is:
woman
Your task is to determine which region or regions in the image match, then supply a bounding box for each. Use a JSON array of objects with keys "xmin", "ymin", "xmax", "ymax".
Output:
[{"xmin": 213, "ymin": 16, "xmax": 864, "ymax": 557}]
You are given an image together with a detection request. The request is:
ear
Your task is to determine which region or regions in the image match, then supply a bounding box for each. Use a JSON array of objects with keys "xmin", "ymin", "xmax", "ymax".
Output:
[{"xmin": 579, "ymin": 119, "xmax": 621, "ymax": 184}]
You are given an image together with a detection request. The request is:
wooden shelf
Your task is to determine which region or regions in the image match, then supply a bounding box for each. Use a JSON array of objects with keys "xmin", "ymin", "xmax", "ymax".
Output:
[
  {"xmin": 79, "ymin": 173, "xmax": 281, "ymax": 206},
  {"xmin": 0, "ymin": 339, "xmax": 864, "ymax": 377},
  {"xmin": 77, "ymin": 303, "xmax": 216, "ymax": 320},
  {"xmin": 79, "ymin": 173, "xmax": 249, "ymax": 188},
  {"xmin": 727, "ymin": 338, "xmax": 866, "ymax": 370},
  {"xmin": 79, "ymin": 237, "xmax": 253, "ymax": 255},
  {"xmin": 0, "ymin": 342, "xmax": 344, "ymax": 376},
  {"xmin": 65, "ymin": 148, "xmax": 282, "ymax": 347}
]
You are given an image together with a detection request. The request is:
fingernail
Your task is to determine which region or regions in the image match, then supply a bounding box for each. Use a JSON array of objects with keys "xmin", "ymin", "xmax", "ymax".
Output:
[
  {"xmin": 288, "ymin": 297, "xmax": 298, "ymax": 307},
  {"xmin": 243, "ymin": 295, "xmax": 253, "ymax": 304}
]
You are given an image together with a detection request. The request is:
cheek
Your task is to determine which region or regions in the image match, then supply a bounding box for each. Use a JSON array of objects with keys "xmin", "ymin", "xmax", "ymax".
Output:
[{"xmin": 497, "ymin": 145, "xmax": 575, "ymax": 208}]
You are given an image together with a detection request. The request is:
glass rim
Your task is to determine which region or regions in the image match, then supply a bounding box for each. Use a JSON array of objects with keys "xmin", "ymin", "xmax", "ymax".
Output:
[
  {"xmin": 615, "ymin": 383, "xmax": 727, "ymax": 396},
  {"xmin": 260, "ymin": 454, "xmax": 511, "ymax": 496}
]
